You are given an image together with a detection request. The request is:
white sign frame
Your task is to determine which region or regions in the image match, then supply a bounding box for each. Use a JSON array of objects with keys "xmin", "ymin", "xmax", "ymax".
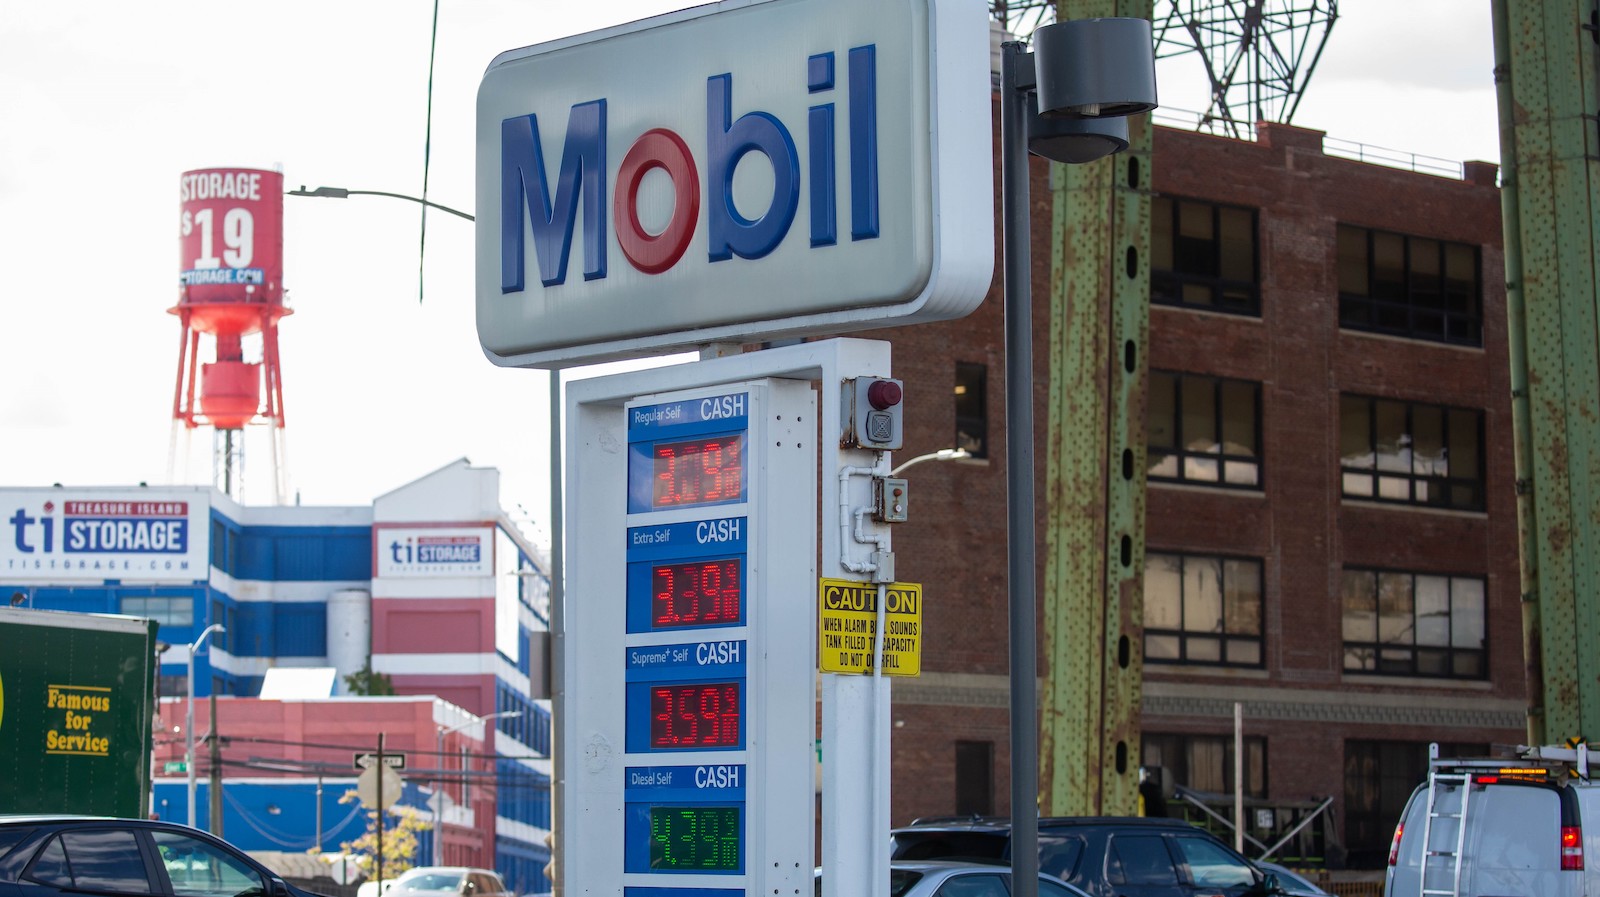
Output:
[
  {"xmin": 557, "ymin": 339, "xmax": 895, "ymax": 896},
  {"xmin": 476, "ymin": 0, "xmax": 992, "ymax": 368}
]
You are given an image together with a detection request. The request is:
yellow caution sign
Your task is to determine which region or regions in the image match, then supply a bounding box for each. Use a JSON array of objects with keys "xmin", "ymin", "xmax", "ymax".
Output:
[{"xmin": 818, "ymin": 578, "xmax": 922, "ymax": 676}]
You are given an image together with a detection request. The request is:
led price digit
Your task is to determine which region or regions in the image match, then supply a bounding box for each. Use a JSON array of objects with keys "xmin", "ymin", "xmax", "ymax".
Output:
[
  {"xmin": 649, "ymin": 682, "xmax": 741, "ymax": 748},
  {"xmin": 649, "ymin": 806, "xmax": 741, "ymax": 871},
  {"xmin": 652, "ymin": 558, "xmax": 741, "ymax": 627},
  {"xmin": 652, "ymin": 434, "xmax": 745, "ymax": 508}
]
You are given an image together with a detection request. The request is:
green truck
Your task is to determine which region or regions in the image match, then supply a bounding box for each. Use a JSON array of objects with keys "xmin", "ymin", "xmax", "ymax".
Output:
[{"xmin": 0, "ymin": 606, "xmax": 158, "ymax": 815}]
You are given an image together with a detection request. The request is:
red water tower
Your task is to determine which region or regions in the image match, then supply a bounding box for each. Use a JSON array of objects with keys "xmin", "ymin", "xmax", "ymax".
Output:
[{"xmin": 170, "ymin": 167, "xmax": 291, "ymax": 501}]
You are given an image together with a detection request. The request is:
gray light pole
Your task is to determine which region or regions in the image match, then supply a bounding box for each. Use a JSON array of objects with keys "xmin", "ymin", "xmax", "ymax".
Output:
[
  {"xmin": 997, "ymin": 18, "xmax": 1155, "ymax": 897},
  {"xmin": 186, "ymin": 623, "xmax": 225, "ymax": 829},
  {"xmin": 287, "ymin": 186, "xmax": 475, "ymax": 221},
  {"xmin": 433, "ymin": 710, "xmax": 522, "ymax": 865}
]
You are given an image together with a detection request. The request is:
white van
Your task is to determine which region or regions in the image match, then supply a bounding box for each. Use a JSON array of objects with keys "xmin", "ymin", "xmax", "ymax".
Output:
[{"xmin": 1385, "ymin": 743, "xmax": 1596, "ymax": 897}]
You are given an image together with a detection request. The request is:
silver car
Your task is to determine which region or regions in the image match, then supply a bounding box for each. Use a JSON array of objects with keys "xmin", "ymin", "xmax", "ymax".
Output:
[
  {"xmin": 816, "ymin": 859, "xmax": 1093, "ymax": 897},
  {"xmin": 387, "ymin": 867, "xmax": 511, "ymax": 897}
]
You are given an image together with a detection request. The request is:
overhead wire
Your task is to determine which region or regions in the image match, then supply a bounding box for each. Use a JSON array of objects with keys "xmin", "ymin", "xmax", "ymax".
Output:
[{"xmin": 418, "ymin": 0, "xmax": 442, "ymax": 303}]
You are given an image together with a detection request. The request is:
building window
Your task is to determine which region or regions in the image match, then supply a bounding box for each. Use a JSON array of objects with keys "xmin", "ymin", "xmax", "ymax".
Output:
[
  {"xmin": 954, "ymin": 362, "xmax": 988, "ymax": 460},
  {"xmin": 1342, "ymin": 569, "xmax": 1486, "ymax": 678},
  {"xmin": 1144, "ymin": 553, "xmax": 1263, "ymax": 667},
  {"xmin": 1148, "ymin": 371, "xmax": 1261, "ymax": 488},
  {"xmin": 1143, "ymin": 733, "xmax": 1267, "ymax": 798},
  {"xmin": 1338, "ymin": 225, "xmax": 1482, "ymax": 346},
  {"xmin": 1339, "ymin": 394, "xmax": 1485, "ymax": 511},
  {"xmin": 954, "ymin": 740, "xmax": 994, "ymax": 816},
  {"xmin": 119, "ymin": 596, "xmax": 194, "ymax": 628},
  {"xmin": 1151, "ymin": 196, "xmax": 1259, "ymax": 315},
  {"xmin": 1344, "ymin": 740, "xmax": 1484, "ymax": 867},
  {"xmin": 157, "ymin": 674, "xmax": 187, "ymax": 699}
]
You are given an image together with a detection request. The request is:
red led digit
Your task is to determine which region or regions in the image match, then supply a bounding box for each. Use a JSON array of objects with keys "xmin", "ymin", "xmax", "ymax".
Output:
[
  {"xmin": 701, "ymin": 441, "xmax": 724, "ymax": 501},
  {"xmin": 649, "ymin": 682, "xmax": 741, "ymax": 748},
  {"xmin": 651, "ymin": 559, "xmax": 742, "ymax": 628},
  {"xmin": 654, "ymin": 446, "xmax": 678, "ymax": 506},
  {"xmin": 652, "ymin": 435, "xmax": 745, "ymax": 508},
  {"xmin": 674, "ymin": 686, "xmax": 700, "ymax": 745},
  {"xmin": 650, "ymin": 687, "xmax": 674, "ymax": 741}
]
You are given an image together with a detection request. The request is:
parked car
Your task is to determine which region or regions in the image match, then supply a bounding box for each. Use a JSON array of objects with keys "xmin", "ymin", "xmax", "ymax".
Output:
[
  {"xmin": 816, "ymin": 859, "xmax": 1092, "ymax": 897},
  {"xmin": 1386, "ymin": 743, "xmax": 1600, "ymax": 897},
  {"xmin": 0, "ymin": 815, "xmax": 332, "ymax": 897},
  {"xmin": 386, "ymin": 867, "xmax": 511, "ymax": 897},
  {"xmin": 889, "ymin": 816, "xmax": 1286, "ymax": 897},
  {"xmin": 1252, "ymin": 861, "xmax": 1329, "ymax": 897}
]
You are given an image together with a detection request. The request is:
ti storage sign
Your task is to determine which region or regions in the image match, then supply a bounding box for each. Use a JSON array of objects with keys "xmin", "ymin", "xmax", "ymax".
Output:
[
  {"xmin": 374, "ymin": 526, "xmax": 494, "ymax": 578},
  {"xmin": 1, "ymin": 489, "xmax": 211, "ymax": 582},
  {"xmin": 475, "ymin": 0, "xmax": 992, "ymax": 367}
]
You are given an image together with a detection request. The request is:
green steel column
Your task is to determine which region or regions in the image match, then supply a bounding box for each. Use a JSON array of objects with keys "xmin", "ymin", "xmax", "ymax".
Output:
[
  {"xmin": 1495, "ymin": 0, "xmax": 1600, "ymax": 743},
  {"xmin": 1039, "ymin": 0, "xmax": 1152, "ymax": 816}
]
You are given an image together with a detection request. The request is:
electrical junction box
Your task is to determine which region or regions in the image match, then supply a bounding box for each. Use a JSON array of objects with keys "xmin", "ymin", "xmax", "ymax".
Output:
[
  {"xmin": 843, "ymin": 377, "xmax": 904, "ymax": 450},
  {"xmin": 565, "ymin": 377, "xmax": 817, "ymax": 896},
  {"xmin": 876, "ymin": 478, "xmax": 909, "ymax": 523}
]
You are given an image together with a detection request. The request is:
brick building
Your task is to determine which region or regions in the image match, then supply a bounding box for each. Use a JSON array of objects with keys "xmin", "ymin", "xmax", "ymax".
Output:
[{"xmin": 869, "ymin": 119, "xmax": 1519, "ymax": 868}]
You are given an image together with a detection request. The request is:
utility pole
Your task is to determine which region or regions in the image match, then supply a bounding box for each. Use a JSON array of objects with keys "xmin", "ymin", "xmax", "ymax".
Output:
[
  {"xmin": 208, "ymin": 692, "xmax": 223, "ymax": 836},
  {"xmin": 376, "ymin": 733, "xmax": 386, "ymax": 887},
  {"xmin": 1492, "ymin": 0, "xmax": 1600, "ymax": 745},
  {"xmin": 1038, "ymin": 0, "xmax": 1155, "ymax": 817}
]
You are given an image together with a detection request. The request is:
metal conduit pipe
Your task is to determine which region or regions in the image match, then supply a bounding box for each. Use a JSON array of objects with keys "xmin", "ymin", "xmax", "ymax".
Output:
[{"xmin": 838, "ymin": 461, "xmax": 888, "ymax": 574}]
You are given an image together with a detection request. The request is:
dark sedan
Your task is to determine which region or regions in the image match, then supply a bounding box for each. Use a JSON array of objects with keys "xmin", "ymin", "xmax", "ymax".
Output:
[{"xmin": 0, "ymin": 816, "xmax": 330, "ymax": 897}]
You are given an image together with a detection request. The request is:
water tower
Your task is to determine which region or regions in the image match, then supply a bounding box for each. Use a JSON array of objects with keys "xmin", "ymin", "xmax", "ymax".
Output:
[{"xmin": 170, "ymin": 167, "xmax": 291, "ymax": 502}]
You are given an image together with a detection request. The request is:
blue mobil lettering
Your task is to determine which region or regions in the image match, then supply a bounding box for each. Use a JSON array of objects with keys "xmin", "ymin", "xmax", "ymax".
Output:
[{"xmin": 501, "ymin": 45, "xmax": 879, "ymax": 291}]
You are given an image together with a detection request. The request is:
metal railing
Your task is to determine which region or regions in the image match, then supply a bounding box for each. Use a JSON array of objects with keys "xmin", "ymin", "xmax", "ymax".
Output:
[{"xmin": 1150, "ymin": 105, "xmax": 1471, "ymax": 180}]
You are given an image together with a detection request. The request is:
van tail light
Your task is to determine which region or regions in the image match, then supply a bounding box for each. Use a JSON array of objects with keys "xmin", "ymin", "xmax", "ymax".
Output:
[
  {"xmin": 1388, "ymin": 822, "xmax": 1404, "ymax": 867},
  {"xmin": 1561, "ymin": 825, "xmax": 1584, "ymax": 871}
]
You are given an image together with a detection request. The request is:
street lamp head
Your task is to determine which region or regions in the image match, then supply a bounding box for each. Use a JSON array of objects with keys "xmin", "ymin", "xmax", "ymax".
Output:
[
  {"xmin": 1028, "ymin": 93, "xmax": 1130, "ymax": 163},
  {"xmin": 288, "ymin": 185, "xmax": 350, "ymax": 199},
  {"xmin": 1031, "ymin": 18, "xmax": 1158, "ymax": 120},
  {"xmin": 193, "ymin": 623, "xmax": 225, "ymax": 650}
]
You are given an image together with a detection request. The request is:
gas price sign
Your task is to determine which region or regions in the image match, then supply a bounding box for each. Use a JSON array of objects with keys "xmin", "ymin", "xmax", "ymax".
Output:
[
  {"xmin": 624, "ymin": 765, "xmax": 745, "ymax": 874},
  {"xmin": 564, "ymin": 375, "xmax": 817, "ymax": 896}
]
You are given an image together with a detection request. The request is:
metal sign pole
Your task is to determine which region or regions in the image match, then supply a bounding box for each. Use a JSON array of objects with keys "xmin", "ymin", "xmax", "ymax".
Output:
[{"xmin": 1001, "ymin": 40, "xmax": 1041, "ymax": 897}]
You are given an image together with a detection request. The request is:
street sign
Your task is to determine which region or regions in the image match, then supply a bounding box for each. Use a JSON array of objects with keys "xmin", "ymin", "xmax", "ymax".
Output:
[
  {"xmin": 164, "ymin": 761, "xmax": 187, "ymax": 774},
  {"xmin": 353, "ymin": 752, "xmax": 407, "ymax": 770},
  {"xmin": 475, "ymin": 0, "xmax": 992, "ymax": 368},
  {"xmin": 355, "ymin": 764, "xmax": 404, "ymax": 810},
  {"xmin": 818, "ymin": 579, "xmax": 923, "ymax": 676}
]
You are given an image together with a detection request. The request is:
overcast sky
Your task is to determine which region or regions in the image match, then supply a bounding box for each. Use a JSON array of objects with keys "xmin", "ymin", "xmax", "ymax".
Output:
[{"xmin": 0, "ymin": 1, "xmax": 1498, "ymax": 545}]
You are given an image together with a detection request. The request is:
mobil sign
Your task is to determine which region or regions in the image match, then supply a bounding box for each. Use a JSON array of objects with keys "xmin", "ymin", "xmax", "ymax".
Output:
[{"xmin": 476, "ymin": 0, "xmax": 993, "ymax": 368}]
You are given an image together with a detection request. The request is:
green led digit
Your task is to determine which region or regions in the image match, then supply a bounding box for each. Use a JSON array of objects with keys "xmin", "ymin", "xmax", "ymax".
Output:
[{"xmin": 649, "ymin": 806, "xmax": 740, "ymax": 871}]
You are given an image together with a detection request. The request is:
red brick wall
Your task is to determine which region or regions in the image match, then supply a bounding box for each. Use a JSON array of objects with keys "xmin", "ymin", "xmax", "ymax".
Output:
[{"xmin": 852, "ymin": 117, "xmax": 1521, "ymax": 860}]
